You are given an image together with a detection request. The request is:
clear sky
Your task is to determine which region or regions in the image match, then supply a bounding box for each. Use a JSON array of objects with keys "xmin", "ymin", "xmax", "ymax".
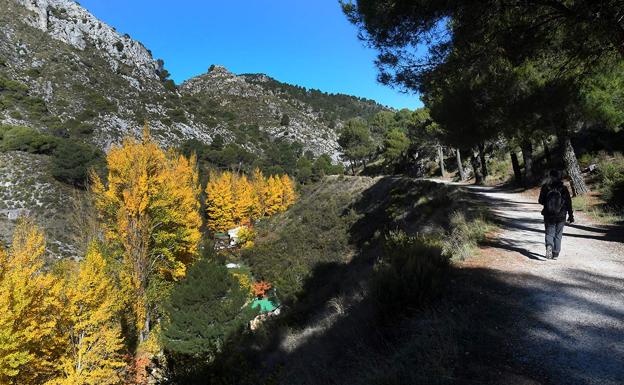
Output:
[{"xmin": 78, "ymin": 0, "xmax": 423, "ymax": 110}]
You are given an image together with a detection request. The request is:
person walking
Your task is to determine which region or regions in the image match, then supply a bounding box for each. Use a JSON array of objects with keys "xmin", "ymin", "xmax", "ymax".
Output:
[{"xmin": 538, "ymin": 169, "xmax": 574, "ymax": 259}]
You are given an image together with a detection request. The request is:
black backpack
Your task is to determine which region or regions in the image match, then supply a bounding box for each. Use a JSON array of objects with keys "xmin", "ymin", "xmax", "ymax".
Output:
[{"xmin": 544, "ymin": 186, "xmax": 563, "ymax": 216}]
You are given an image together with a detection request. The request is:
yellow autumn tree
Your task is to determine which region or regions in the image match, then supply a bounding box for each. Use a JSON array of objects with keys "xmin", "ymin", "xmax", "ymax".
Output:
[
  {"xmin": 250, "ymin": 168, "xmax": 267, "ymax": 219},
  {"xmin": 0, "ymin": 219, "xmax": 65, "ymax": 385},
  {"xmin": 280, "ymin": 174, "xmax": 297, "ymax": 211},
  {"xmin": 232, "ymin": 174, "xmax": 255, "ymax": 226},
  {"xmin": 50, "ymin": 243, "xmax": 125, "ymax": 385},
  {"xmin": 91, "ymin": 126, "xmax": 202, "ymax": 344},
  {"xmin": 264, "ymin": 175, "xmax": 284, "ymax": 216},
  {"xmin": 205, "ymin": 171, "xmax": 236, "ymax": 232}
]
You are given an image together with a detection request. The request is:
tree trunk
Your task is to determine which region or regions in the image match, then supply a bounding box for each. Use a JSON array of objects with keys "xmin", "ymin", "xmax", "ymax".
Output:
[
  {"xmin": 562, "ymin": 136, "xmax": 590, "ymax": 196},
  {"xmin": 456, "ymin": 148, "xmax": 466, "ymax": 181},
  {"xmin": 478, "ymin": 143, "xmax": 488, "ymax": 178},
  {"xmin": 543, "ymin": 139, "xmax": 551, "ymax": 163},
  {"xmin": 510, "ymin": 151, "xmax": 522, "ymax": 186},
  {"xmin": 521, "ymin": 140, "xmax": 534, "ymax": 185},
  {"xmin": 471, "ymin": 147, "xmax": 484, "ymax": 185},
  {"xmin": 437, "ymin": 144, "xmax": 445, "ymax": 177}
]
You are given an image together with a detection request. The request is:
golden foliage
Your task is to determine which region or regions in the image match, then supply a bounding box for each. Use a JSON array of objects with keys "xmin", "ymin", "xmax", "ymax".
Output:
[
  {"xmin": 49, "ymin": 244, "xmax": 125, "ymax": 385},
  {"xmin": 0, "ymin": 219, "xmax": 65, "ymax": 385},
  {"xmin": 236, "ymin": 226, "xmax": 256, "ymax": 249},
  {"xmin": 91, "ymin": 127, "xmax": 202, "ymax": 341},
  {"xmin": 232, "ymin": 174, "xmax": 255, "ymax": 226},
  {"xmin": 280, "ymin": 174, "xmax": 297, "ymax": 211},
  {"xmin": 205, "ymin": 169, "xmax": 298, "ymax": 233},
  {"xmin": 231, "ymin": 272, "xmax": 254, "ymax": 299},
  {"xmin": 251, "ymin": 168, "xmax": 267, "ymax": 219},
  {"xmin": 264, "ymin": 176, "xmax": 284, "ymax": 216},
  {"xmin": 205, "ymin": 171, "xmax": 236, "ymax": 232}
]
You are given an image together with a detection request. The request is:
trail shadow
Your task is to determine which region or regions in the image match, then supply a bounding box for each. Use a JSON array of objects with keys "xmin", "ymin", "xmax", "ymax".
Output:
[
  {"xmin": 566, "ymin": 223, "xmax": 624, "ymax": 243},
  {"xmin": 482, "ymin": 239, "xmax": 545, "ymax": 260},
  {"xmin": 197, "ymin": 177, "xmax": 624, "ymax": 385},
  {"xmin": 208, "ymin": 261, "xmax": 624, "ymax": 385}
]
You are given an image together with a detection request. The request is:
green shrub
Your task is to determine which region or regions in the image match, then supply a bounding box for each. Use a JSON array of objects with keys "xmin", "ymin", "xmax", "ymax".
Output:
[
  {"xmin": 163, "ymin": 79, "xmax": 176, "ymax": 92},
  {"xmin": 0, "ymin": 75, "xmax": 28, "ymax": 94},
  {"xmin": 24, "ymin": 67, "xmax": 41, "ymax": 78},
  {"xmin": 443, "ymin": 211, "xmax": 492, "ymax": 260},
  {"xmin": 372, "ymin": 231, "xmax": 449, "ymax": 315},
  {"xmin": 65, "ymin": 118, "xmax": 94, "ymax": 136},
  {"xmin": 0, "ymin": 125, "xmax": 58, "ymax": 154},
  {"xmin": 597, "ymin": 153, "xmax": 624, "ymax": 208},
  {"xmin": 24, "ymin": 96, "xmax": 48, "ymax": 118},
  {"xmin": 169, "ymin": 108, "xmax": 188, "ymax": 124},
  {"xmin": 486, "ymin": 156, "xmax": 512, "ymax": 184},
  {"xmin": 50, "ymin": 140, "xmax": 104, "ymax": 187}
]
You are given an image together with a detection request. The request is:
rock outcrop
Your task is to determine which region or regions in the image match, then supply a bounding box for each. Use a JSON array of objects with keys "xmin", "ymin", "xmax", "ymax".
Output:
[{"xmin": 17, "ymin": 0, "xmax": 160, "ymax": 79}]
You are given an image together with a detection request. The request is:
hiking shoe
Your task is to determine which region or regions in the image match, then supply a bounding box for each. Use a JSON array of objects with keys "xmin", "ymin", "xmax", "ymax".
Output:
[
  {"xmin": 552, "ymin": 252, "xmax": 559, "ymax": 260},
  {"xmin": 545, "ymin": 245, "xmax": 553, "ymax": 259}
]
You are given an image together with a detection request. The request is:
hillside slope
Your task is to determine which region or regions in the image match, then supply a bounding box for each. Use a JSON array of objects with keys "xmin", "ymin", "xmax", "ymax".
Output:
[{"xmin": 195, "ymin": 176, "xmax": 493, "ymax": 385}]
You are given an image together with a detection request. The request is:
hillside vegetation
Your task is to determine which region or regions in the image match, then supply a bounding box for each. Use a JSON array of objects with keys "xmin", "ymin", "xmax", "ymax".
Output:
[{"xmin": 173, "ymin": 176, "xmax": 493, "ymax": 384}]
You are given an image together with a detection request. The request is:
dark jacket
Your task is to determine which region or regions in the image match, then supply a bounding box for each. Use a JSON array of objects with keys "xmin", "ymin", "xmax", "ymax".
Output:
[{"xmin": 538, "ymin": 181, "xmax": 573, "ymax": 223}]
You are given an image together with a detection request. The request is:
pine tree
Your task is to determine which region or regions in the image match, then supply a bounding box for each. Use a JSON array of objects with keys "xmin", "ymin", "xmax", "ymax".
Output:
[
  {"xmin": 50, "ymin": 244, "xmax": 125, "ymax": 385},
  {"xmin": 264, "ymin": 176, "xmax": 283, "ymax": 216},
  {"xmin": 205, "ymin": 171, "xmax": 236, "ymax": 232},
  {"xmin": 91, "ymin": 126, "xmax": 202, "ymax": 344},
  {"xmin": 0, "ymin": 219, "xmax": 65, "ymax": 385},
  {"xmin": 232, "ymin": 174, "xmax": 255, "ymax": 226},
  {"xmin": 280, "ymin": 174, "xmax": 297, "ymax": 211},
  {"xmin": 161, "ymin": 258, "xmax": 253, "ymax": 357}
]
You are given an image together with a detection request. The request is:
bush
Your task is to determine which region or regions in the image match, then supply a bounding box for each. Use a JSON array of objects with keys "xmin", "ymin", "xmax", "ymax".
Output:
[
  {"xmin": 372, "ymin": 231, "xmax": 449, "ymax": 315},
  {"xmin": 0, "ymin": 125, "xmax": 58, "ymax": 154},
  {"xmin": 50, "ymin": 140, "xmax": 105, "ymax": 187},
  {"xmin": 597, "ymin": 153, "xmax": 624, "ymax": 208},
  {"xmin": 236, "ymin": 226, "xmax": 256, "ymax": 249},
  {"xmin": 484, "ymin": 155, "xmax": 512, "ymax": 184},
  {"xmin": 169, "ymin": 108, "xmax": 188, "ymax": 124},
  {"xmin": 442, "ymin": 211, "xmax": 492, "ymax": 260}
]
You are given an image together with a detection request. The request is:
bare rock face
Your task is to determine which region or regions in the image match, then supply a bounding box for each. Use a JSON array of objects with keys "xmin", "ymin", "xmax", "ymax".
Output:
[
  {"xmin": 16, "ymin": 0, "xmax": 160, "ymax": 79},
  {"xmin": 182, "ymin": 65, "xmax": 266, "ymax": 98}
]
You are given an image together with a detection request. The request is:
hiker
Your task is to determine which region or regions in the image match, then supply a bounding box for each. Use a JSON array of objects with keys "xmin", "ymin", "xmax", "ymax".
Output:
[{"xmin": 538, "ymin": 170, "xmax": 574, "ymax": 259}]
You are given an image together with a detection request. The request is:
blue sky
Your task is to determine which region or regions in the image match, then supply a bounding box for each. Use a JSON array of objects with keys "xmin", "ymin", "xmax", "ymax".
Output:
[{"xmin": 79, "ymin": 0, "xmax": 423, "ymax": 110}]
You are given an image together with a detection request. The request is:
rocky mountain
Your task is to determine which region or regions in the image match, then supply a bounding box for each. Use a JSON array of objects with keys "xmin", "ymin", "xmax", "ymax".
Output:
[
  {"xmin": 0, "ymin": 0, "xmax": 387, "ymax": 154},
  {"xmin": 0, "ymin": 0, "xmax": 220, "ymax": 149},
  {"xmin": 0, "ymin": 0, "xmax": 390, "ymax": 256}
]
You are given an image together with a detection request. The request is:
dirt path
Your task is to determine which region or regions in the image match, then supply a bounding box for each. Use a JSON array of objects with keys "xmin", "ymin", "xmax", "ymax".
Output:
[{"xmin": 463, "ymin": 184, "xmax": 624, "ymax": 385}]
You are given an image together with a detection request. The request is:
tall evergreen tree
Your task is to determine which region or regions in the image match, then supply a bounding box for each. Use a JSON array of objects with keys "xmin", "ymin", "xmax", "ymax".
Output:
[
  {"xmin": 338, "ymin": 118, "xmax": 375, "ymax": 175},
  {"xmin": 162, "ymin": 259, "xmax": 254, "ymax": 373}
]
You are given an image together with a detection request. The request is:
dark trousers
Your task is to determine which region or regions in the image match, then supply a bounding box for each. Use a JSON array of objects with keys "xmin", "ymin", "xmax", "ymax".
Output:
[{"xmin": 545, "ymin": 221, "xmax": 565, "ymax": 255}]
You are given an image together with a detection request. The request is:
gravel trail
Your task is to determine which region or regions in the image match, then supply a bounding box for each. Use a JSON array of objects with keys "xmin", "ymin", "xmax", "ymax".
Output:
[{"xmin": 465, "ymin": 185, "xmax": 624, "ymax": 385}]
